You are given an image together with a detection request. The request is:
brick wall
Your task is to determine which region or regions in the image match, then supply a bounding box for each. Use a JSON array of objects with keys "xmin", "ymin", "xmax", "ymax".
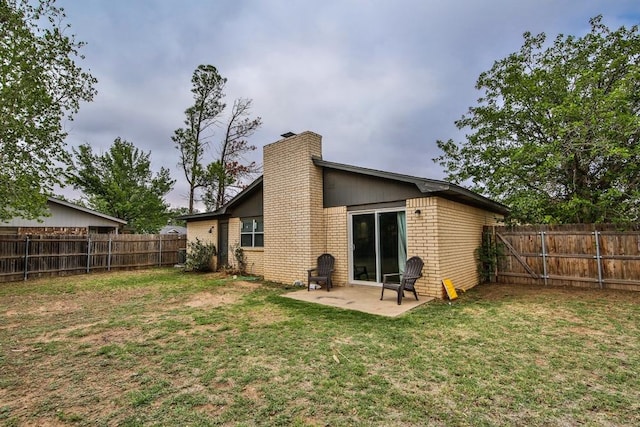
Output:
[
  {"xmin": 407, "ymin": 197, "xmax": 502, "ymax": 298},
  {"xmin": 226, "ymin": 217, "xmax": 264, "ymax": 276},
  {"xmin": 324, "ymin": 206, "xmax": 348, "ymax": 286},
  {"xmin": 187, "ymin": 220, "xmax": 217, "ymax": 247},
  {"xmin": 228, "ymin": 217, "xmax": 240, "ymax": 264},
  {"xmin": 406, "ymin": 198, "xmax": 438, "ymax": 296},
  {"xmin": 241, "ymin": 248, "xmax": 264, "ymax": 276},
  {"xmin": 435, "ymin": 198, "xmax": 501, "ymax": 294},
  {"xmin": 263, "ymin": 132, "xmax": 324, "ymax": 284},
  {"xmin": 186, "ymin": 219, "xmax": 217, "ymax": 269}
]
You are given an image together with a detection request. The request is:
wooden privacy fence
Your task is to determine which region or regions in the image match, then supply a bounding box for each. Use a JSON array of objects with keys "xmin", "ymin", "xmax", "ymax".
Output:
[
  {"xmin": 0, "ymin": 234, "xmax": 187, "ymax": 283},
  {"xmin": 484, "ymin": 224, "xmax": 640, "ymax": 292}
]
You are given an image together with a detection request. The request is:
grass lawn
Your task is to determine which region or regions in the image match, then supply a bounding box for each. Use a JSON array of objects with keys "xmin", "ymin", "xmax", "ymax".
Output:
[{"xmin": 0, "ymin": 269, "xmax": 639, "ymax": 426}]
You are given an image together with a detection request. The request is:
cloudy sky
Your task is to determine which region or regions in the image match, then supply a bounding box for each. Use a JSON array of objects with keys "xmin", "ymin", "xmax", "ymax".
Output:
[{"xmin": 56, "ymin": 0, "xmax": 640, "ymax": 210}]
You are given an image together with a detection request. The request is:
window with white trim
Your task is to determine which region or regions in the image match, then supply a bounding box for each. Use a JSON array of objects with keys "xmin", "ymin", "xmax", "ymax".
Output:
[{"xmin": 240, "ymin": 217, "xmax": 264, "ymax": 247}]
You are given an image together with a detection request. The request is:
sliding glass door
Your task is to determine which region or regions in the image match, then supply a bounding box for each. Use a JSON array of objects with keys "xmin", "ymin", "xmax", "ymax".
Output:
[
  {"xmin": 351, "ymin": 213, "xmax": 376, "ymax": 283},
  {"xmin": 350, "ymin": 209, "xmax": 406, "ymax": 284}
]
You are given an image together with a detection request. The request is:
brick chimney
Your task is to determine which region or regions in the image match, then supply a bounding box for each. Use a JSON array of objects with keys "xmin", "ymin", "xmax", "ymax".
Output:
[{"xmin": 262, "ymin": 131, "xmax": 325, "ymax": 284}]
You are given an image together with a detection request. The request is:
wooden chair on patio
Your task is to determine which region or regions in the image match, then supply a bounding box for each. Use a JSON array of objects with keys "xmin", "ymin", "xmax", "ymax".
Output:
[
  {"xmin": 307, "ymin": 253, "xmax": 335, "ymax": 291},
  {"xmin": 380, "ymin": 256, "xmax": 423, "ymax": 305}
]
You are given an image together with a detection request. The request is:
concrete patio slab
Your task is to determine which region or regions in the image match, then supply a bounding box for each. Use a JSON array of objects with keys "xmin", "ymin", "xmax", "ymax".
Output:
[{"xmin": 283, "ymin": 284, "xmax": 433, "ymax": 317}]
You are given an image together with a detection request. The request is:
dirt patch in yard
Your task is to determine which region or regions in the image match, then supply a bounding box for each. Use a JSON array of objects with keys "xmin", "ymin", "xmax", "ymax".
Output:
[
  {"xmin": 234, "ymin": 280, "xmax": 262, "ymax": 290},
  {"xmin": 184, "ymin": 292, "xmax": 240, "ymax": 308},
  {"xmin": 3, "ymin": 287, "xmax": 155, "ymax": 319},
  {"xmin": 473, "ymin": 282, "xmax": 640, "ymax": 304},
  {"xmin": 77, "ymin": 326, "xmax": 146, "ymax": 345},
  {"xmin": 182, "ymin": 280, "xmax": 262, "ymax": 308},
  {"xmin": 4, "ymin": 299, "xmax": 80, "ymax": 317}
]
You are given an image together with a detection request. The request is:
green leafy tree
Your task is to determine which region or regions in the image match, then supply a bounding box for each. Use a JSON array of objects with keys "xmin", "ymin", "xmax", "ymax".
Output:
[
  {"xmin": 68, "ymin": 138, "xmax": 175, "ymax": 233},
  {"xmin": 167, "ymin": 206, "xmax": 191, "ymax": 227},
  {"xmin": 0, "ymin": 0, "xmax": 97, "ymax": 221},
  {"xmin": 435, "ymin": 16, "xmax": 640, "ymax": 224},
  {"xmin": 172, "ymin": 65, "xmax": 262, "ymax": 213}
]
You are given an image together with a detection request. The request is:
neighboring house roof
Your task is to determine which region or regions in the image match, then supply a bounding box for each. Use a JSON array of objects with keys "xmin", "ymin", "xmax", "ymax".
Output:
[
  {"xmin": 1, "ymin": 197, "xmax": 127, "ymax": 227},
  {"xmin": 180, "ymin": 157, "xmax": 509, "ymax": 221},
  {"xmin": 159, "ymin": 225, "xmax": 187, "ymax": 234},
  {"xmin": 48, "ymin": 198, "xmax": 127, "ymax": 224}
]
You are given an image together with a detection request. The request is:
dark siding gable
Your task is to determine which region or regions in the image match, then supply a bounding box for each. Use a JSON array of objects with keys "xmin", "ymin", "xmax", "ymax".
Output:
[
  {"xmin": 228, "ymin": 186, "xmax": 263, "ymax": 218},
  {"xmin": 323, "ymin": 169, "xmax": 423, "ymax": 208}
]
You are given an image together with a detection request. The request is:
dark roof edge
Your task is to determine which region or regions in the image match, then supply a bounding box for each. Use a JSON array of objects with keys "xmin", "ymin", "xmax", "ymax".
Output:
[
  {"xmin": 48, "ymin": 197, "xmax": 127, "ymax": 224},
  {"xmin": 437, "ymin": 183, "xmax": 510, "ymax": 215},
  {"xmin": 179, "ymin": 176, "xmax": 264, "ymax": 221},
  {"xmin": 312, "ymin": 157, "xmax": 447, "ymax": 189},
  {"xmin": 312, "ymin": 157, "xmax": 509, "ymax": 215}
]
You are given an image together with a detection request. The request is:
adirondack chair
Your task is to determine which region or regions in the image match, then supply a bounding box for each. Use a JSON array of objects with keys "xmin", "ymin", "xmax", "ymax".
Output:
[
  {"xmin": 380, "ymin": 256, "xmax": 424, "ymax": 305},
  {"xmin": 307, "ymin": 253, "xmax": 335, "ymax": 291}
]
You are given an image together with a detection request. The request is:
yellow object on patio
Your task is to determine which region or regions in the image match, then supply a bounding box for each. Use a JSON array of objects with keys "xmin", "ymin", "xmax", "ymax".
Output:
[{"xmin": 442, "ymin": 278, "xmax": 458, "ymax": 300}]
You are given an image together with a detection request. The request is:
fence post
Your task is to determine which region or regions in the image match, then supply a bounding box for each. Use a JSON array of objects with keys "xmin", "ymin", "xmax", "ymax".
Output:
[
  {"xmin": 86, "ymin": 236, "xmax": 91, "ymax": 274},
  {"xmin": 108, "ymin": 237, "xmax": 112, "ymax": 271},
  {"xmin": 23, "ymin": 236, "xmax": 30, "ymax": 281},
  {"xmin": 158, "ymin": 235, "xmax": 162, "ymax": 267},
  {"xmin": 489, "ymin": 227, "xmax": 498, "ymax": 282},
  {"xmin": 594, "ymin": 231, "xmax": 603, "ymax": 289},
  {"xmin": 540, "ymin": 231, "xmax": 548, "ymax": 286}
]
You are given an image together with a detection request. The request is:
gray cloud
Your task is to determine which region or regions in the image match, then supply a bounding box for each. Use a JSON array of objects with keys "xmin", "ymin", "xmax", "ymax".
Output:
[{"xmin": 57, "ymin": 0, "xmax": 640, "ymax": 208}]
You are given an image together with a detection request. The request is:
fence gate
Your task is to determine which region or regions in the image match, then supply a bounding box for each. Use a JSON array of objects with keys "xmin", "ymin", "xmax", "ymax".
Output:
[{"xmin": 485, "ymin": 224, "xmax": 640, "ymax": 292}]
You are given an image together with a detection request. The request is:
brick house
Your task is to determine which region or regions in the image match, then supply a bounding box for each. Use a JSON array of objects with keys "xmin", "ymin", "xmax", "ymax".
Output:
[{"xmin": 182, "ymin": 131, "xmax": 508, "ymax": 298}]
